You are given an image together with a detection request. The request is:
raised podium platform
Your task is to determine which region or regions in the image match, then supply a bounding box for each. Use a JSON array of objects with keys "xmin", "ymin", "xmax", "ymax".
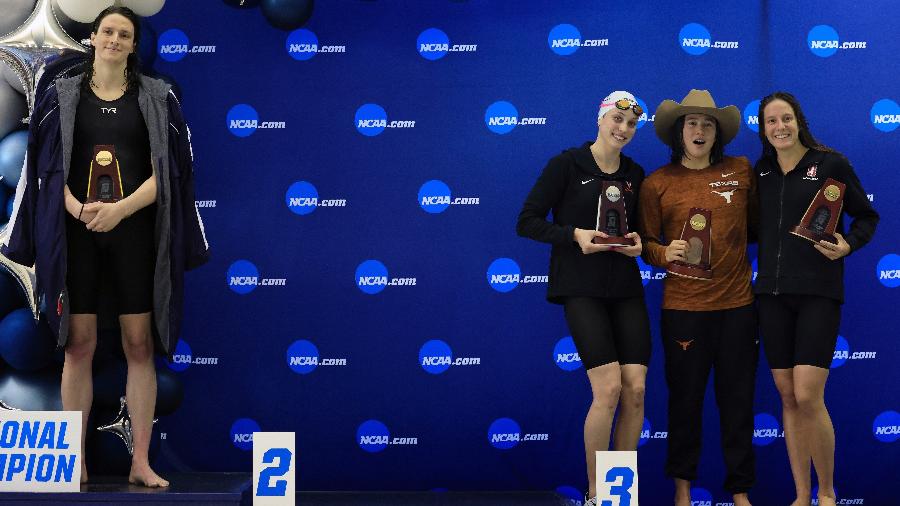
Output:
[{"xmin": 0, "ymin": 472, "xmax": 252, "ymax": 505}]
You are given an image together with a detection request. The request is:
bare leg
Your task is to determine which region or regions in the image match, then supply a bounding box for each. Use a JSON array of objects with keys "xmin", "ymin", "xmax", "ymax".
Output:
[
  {"xmin": 732, "ymin": 492, "xmax": 752, "ymax": 506},
  {"xmin": 584, "ymin": 362, "xmax": 622, "ymax": 498},
  {"xmin": 120, "ymin": 313, "xmax": 168, "ymax": 488},
  {"xmin": 793, "ymin": 366, "xmax": 834, "ymax": 506},
  {"xmin": 61, "ymin": 314, "xmax": 97, "ymax": 484},
  {"xmin": 772, "ymin": 368, "xmax": 812, "ymax": 506},
  {"xmin": 674, "ymin": 478, "xmax": 691, "ymax": 506},
  {"xmin": 612, "ymin": 364, "xmax": 647, "ymax": 451}
]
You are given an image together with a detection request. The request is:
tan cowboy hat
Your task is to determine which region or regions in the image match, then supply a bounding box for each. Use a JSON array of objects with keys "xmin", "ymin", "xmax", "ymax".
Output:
[{"xmin": 654, "ymin": 89, "xmax": 741, "ymax": 147}]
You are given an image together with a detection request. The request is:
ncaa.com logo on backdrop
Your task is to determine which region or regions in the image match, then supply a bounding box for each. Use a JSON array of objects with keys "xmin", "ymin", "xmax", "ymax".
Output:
[
  {"xmin": 744, "ymin": 99, "xmax": 761, "ymax": 133},
  {"xmin": 355, "ymin": 103, "xmax": 415, "ymax": 137},
  {"xmin": 547, "ymin": 24, "xmax": 608, "ymax": 56},
  {"xmin": 637, "ymin": 257, "xmax": 665, "ymax": 284},
  {"xmin": 873, "ymin": 410, "xmax": 900, "ymax": 443},
  {"xmin": 870, "ymin": 100, "xmax": 900, "ymax": 133},
  {"xmin": 226, "ymin": 260, "xmax": 287, "ymax": 295},
  {"xmin": 418, "ymin": 180, "xmax": 479, "ymax": 214},
  {"xmin": 639, "ymin": 418, "xmax": 667, "ymax": 447},
  {"xmin": 226, "ymin": 104, "xmax": 286, "ymax": 138},
  {"xmin": 355, "ymin": 260, "xmax": 416, "ymax": 294},
  {"xmin": 553, "ymin": 336, "xmax": 581, "ymax": 371},
  {"xmin": 830, "ymin": 335, "xmax": 877, "ymax": 368},
  {"xmin": 157, "ymin": 29, "xmax": 216, "ymax": 62},
  {"xmin": 286, "ymin": 29, "xmax": 346, "ymax": 61},
  {"xmin": 286, "ymin": 339, "xmax": 347, "ymax": 374},
  {"xmin": 486, "ymin": 258, "xmax": 547, "ymax": 293},
  {"xmin": 484, "ymin": 101, "xmax": 547, "ymax": 134},
  {"xmin": 230, "ymin": 418, "xmax": 260, "ymax": 451},
  {"xmin": 419, "ymin": 339, "xmax": 481, "ymax": 374},
  {"xmin": 357, "ymin": 420, "xmax": 418, "ymax": 453},
  {"xmin": 417, "ymin": 28, "xmax": 477, "ymax": 60},
  {"xmin": 487, "ymin": 418, "xmax": 549, "ymax": 450},
  {"xmin": 877, "ymin": 254, "xmax": 900, "ymax": 286},
  {"xmin": 807, "ymin": 25, "xmax": 867, "ymax": 58},
  {"xmin": 285, "ymin": 181, "xmax": 347, "ymax": 215},
  {"xmin": 678, "ymin": 23, "xmax": 739, "ymax": 55},
  {"xmin": 167, "ymin": 339, "xmax": 219, "ymax": 372},
  {"xmin": 752, "ymin": 413, "xmax": 784, "ymax": 446}
]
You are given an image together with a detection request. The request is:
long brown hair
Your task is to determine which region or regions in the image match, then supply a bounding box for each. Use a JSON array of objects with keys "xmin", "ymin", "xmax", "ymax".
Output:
[
  {"xmin": 757, "ymin": 91, "xmax": 832, "ymax": 159},
  {"xmin": 80, "ymin": 6, "xmax": 143, "ymax": 93}
]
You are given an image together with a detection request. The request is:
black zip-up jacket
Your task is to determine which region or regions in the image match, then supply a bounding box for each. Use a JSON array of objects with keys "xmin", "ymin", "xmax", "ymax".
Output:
[
  {"xmin": 754, "ymin": 149, "xmax": 878, "ymax": 303},
  {"xmin": 517, "ymin": 142, "xmax": 645, "ymax": 304}
]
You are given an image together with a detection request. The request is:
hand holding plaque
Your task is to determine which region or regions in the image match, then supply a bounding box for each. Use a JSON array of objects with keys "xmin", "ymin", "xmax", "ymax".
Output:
[
  {"xmin": 86, "ymin": 145, "xmax": 123, "ymax": 203},
  {"xmin": 667, "ymin": 207, "xmax": 712, "ymax": 280},
  {"xmin": 591, "ymin": 181, "xmax": 635, "ymax": 247},
  {"xmin": 790, "ymin": 177, "xmax": 845, "ymax": 245}
]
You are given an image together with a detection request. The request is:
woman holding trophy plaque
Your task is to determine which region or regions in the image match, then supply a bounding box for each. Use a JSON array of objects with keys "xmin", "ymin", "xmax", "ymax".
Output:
[
  {"xmin": 517, "ymin": 91, "xmax": 649, "ymax": 506},
  {"xmin": 754, "ymin": 92, "xmax": 878, "ymax": 506},
  {"xmin": 3, "ymin": 6, "xmax": 209, "ymax": 487},
  {"xmin": 638, "ymin": 89, "xmax": 758, "ymax": 506}
]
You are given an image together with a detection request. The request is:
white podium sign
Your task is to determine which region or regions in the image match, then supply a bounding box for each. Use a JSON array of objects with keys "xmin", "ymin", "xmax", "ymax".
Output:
[
  {"xmin": 594, "ymin": 450, "xmax": 638, "ymax": 506},
  {"xmin": 0, "ymin": 410, "xmax": 81, "ymax": 492},
  {"xmin": 252, "ymin": 432, "xmax": 295, "ymax": 505}
]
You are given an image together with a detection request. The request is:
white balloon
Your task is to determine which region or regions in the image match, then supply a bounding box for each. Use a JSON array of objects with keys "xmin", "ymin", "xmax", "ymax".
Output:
[
  {"xmin": 120, "ymin": 0, "xmax": 166, "ymax": 17},
  {"xmin": 0, "ymin": 83, "xmax": 27, "ymax": 139},
  {"xmin": 54, "ymin": 0, "xmax": 114, "ymax": 24},
  {"xmin": 0, "ymin": 62, "xmax": 25, "ymax": 95},
  {"xmin": 0, "ymin": 0, "xmax": 36, "ymax": 39}
]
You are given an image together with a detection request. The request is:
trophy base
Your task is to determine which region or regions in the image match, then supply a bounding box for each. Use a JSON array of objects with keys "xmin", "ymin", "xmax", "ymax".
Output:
[
  {"xmin": 790, "ymin": 226, "xmax": 837, "ymax": 245},
  {"xmin": 667, "ymin": 261, "xmax": 712, "ymax": 280},
  {"xmin": 592, "ymin": 236, "xmax": 635, "ymax": 247}
]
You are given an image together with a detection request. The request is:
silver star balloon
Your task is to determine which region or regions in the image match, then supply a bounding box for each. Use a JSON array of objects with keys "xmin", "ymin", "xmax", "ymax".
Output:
[
  {"xmin": 0, "ymin": 399, "xmax": 22, "ymax": 410},
  {"xmin": 0, "ymin": 0, "xmax": 87, "ymax": 112},
  {"xmin": 97, "ymin": 396, "xmax": 157, "ymax": 456}
]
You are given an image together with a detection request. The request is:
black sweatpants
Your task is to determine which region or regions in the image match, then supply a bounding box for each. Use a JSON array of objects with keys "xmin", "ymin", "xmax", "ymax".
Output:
[{"xmin": 661, "ymin": 304, "xmax": 758, "ymax": 493}]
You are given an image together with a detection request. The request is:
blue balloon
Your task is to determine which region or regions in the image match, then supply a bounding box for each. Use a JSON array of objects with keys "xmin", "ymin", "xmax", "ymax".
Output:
[
  {"xmin": 0, "ymin": 268, "xmax": 26, "ymax": 320},
  {"xmin": 0, "ymin": 367, "xmax": 63, "ymax": 411},
  {"xmin": 0, "ymin": 130, "xmax": 28, "ymax": 189},
  {"xmin": 155, "ymin": 367, "xmax": 184, "ymax": 416},
  {"xmin": 0, "ymin": 309, "xmax": 57, "ymax": 371},
  {"xmin": 260, "ymin": 0, "xmax": 314, "ymax": 31}
]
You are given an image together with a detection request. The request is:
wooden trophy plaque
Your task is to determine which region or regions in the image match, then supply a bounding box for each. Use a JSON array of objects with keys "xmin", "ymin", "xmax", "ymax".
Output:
[
  {"xmin": 667, "ymin": 207, "xmax": 712, "ymax": 280},
  {"xmin": 86, "ymin": 144, "xmax": 123, "ymax": 203},
  {"xmin": 592, "ymin": 181, "xmax": 635, "ymax": 247},
  {"xmin": 790, "ymin": 178, "xmax": 845, "ymax": 245}
]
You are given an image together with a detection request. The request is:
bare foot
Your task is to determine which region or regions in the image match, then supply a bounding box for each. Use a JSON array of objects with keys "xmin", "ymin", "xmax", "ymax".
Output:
[
  {"xmin": 816, "ymin": 495, "xmax": 837, "ymax": 506},
  {"xmin": 733, "ymin": 492, "xmax": 752, "ymax": 506},
  {"xmin": 128, "ymin": 463, "xmax": 169, "ymax": 488}
]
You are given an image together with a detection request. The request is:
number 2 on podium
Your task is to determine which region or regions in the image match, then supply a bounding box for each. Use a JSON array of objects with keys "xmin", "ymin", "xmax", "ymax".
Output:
[{"xmin": 256, "ymin": 448, "xmax": 292, "ymax": 496}]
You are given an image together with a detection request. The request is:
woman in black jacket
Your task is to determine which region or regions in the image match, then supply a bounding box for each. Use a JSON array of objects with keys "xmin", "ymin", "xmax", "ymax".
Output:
[
  {"xmin": 755, "ymin": 92, "xmax": 878, "ymax": 506},
  {"xmin": 517, "ymin": 91, "xmax": 649, "ymax": 506}
]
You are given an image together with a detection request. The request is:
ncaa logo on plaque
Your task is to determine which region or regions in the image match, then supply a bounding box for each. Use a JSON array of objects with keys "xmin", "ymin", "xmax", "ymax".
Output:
[
  {"xmin": 157, "ymin": 29, "xmax": 189, "ymax": 62},
  {"xmin": 485, "ymin": 101, "xmax": 519, "ymax": 134},
  {"xmin": 871, "ymin": 100, "xmax": 900, "ymax": 133},
  {"xmin": 488, "ymin": 418, "xmax": 521, "ymax": 450},
  {"xmin": 873, "ymin": 411, "xmax": 900, "ymax": 443},
  {"xmin": 286, "ymin": 181, "xmax": 319, "ymax": 215},
  {"xmin": 487, "ymin": 258, "xmax": 520, "ymax": 292},
  {"xmin": 553, "ymin": 336, "xmax": 581, "ymax": 371},
  {"xmin": 286, "ymin": 340, "xmax": 319, "ymax": 374},
  {"xmin": 419, "ymin": 340, "xmax": 452, "ymax": 374},
  {"xmin": 227, "ymin": 260, "xmax": 259, "ymax": 295},
  {"xmin": 355, "ymin": 104, "xmax": 387, "ymax": 136},
  {"xmin": 230, "ymin": 418, "xmax": 261, "ymax": 451},
  {"xmin": 286, "ymin": 29, "xmax": 318, "ymax": 61},
  {"xmin": 355, "ymin": 260, "xmax": 388, "ymax": 294},
  {"xmin": 418, "ymin": 180, "xmax": 451, "ymax": 213},
  {"xmin": 227, "ymin": 104, "xmax": 258, "ymax": 138},
  {"xmin": 744, "ymin": 99, "xmax": 761, "ymax": 133},
  {"xmin": 417, "ymin": 28, "xmax": 449, "ymax": 60},
  {"xmin": 357, "ymin": 420, "xmax": 390, "ymax": 453},
  {"xmin": 547, "ymin": 24, "xmax": 581, "ymax": 55}
]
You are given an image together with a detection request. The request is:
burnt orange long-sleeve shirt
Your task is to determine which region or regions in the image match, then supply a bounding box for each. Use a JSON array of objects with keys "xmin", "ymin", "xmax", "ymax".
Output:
[{"xmin": 638, "ymin": 156, "xmax": 758, "ymax": 310}]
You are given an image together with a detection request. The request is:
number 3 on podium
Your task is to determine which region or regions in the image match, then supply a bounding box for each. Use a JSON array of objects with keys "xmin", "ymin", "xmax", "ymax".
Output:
[
  {"xmin": 253, "ymin": 432, "xmax": 296, "ymax": 505},
  {"xmin": 595, "ymin": 450, "xmax": 638, "ymax": 506}
]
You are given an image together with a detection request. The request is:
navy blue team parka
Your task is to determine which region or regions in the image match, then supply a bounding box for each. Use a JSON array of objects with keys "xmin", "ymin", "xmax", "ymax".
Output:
[{"xmin": 2, "ymin": 74, "xmax": 209, "ymax": 357}]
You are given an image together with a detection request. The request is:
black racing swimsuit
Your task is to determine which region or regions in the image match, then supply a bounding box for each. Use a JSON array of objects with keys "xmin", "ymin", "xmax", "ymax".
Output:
[{"xmin": 66, "ymin": 86, "xmax": 156, "ymax": 315}]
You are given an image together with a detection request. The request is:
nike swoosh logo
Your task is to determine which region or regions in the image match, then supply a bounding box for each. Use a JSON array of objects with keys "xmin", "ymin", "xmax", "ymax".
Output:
[
  {"xmin": 760, "ymin": 171, "xmax": 772, "ymax": 176},
  {"xmin": 721, "ymin": 172, "xmax": 735, "ymax": 178},
  {"xmin": 581, "ymin": 179, "xmax": 594, "ymax": 185}
]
